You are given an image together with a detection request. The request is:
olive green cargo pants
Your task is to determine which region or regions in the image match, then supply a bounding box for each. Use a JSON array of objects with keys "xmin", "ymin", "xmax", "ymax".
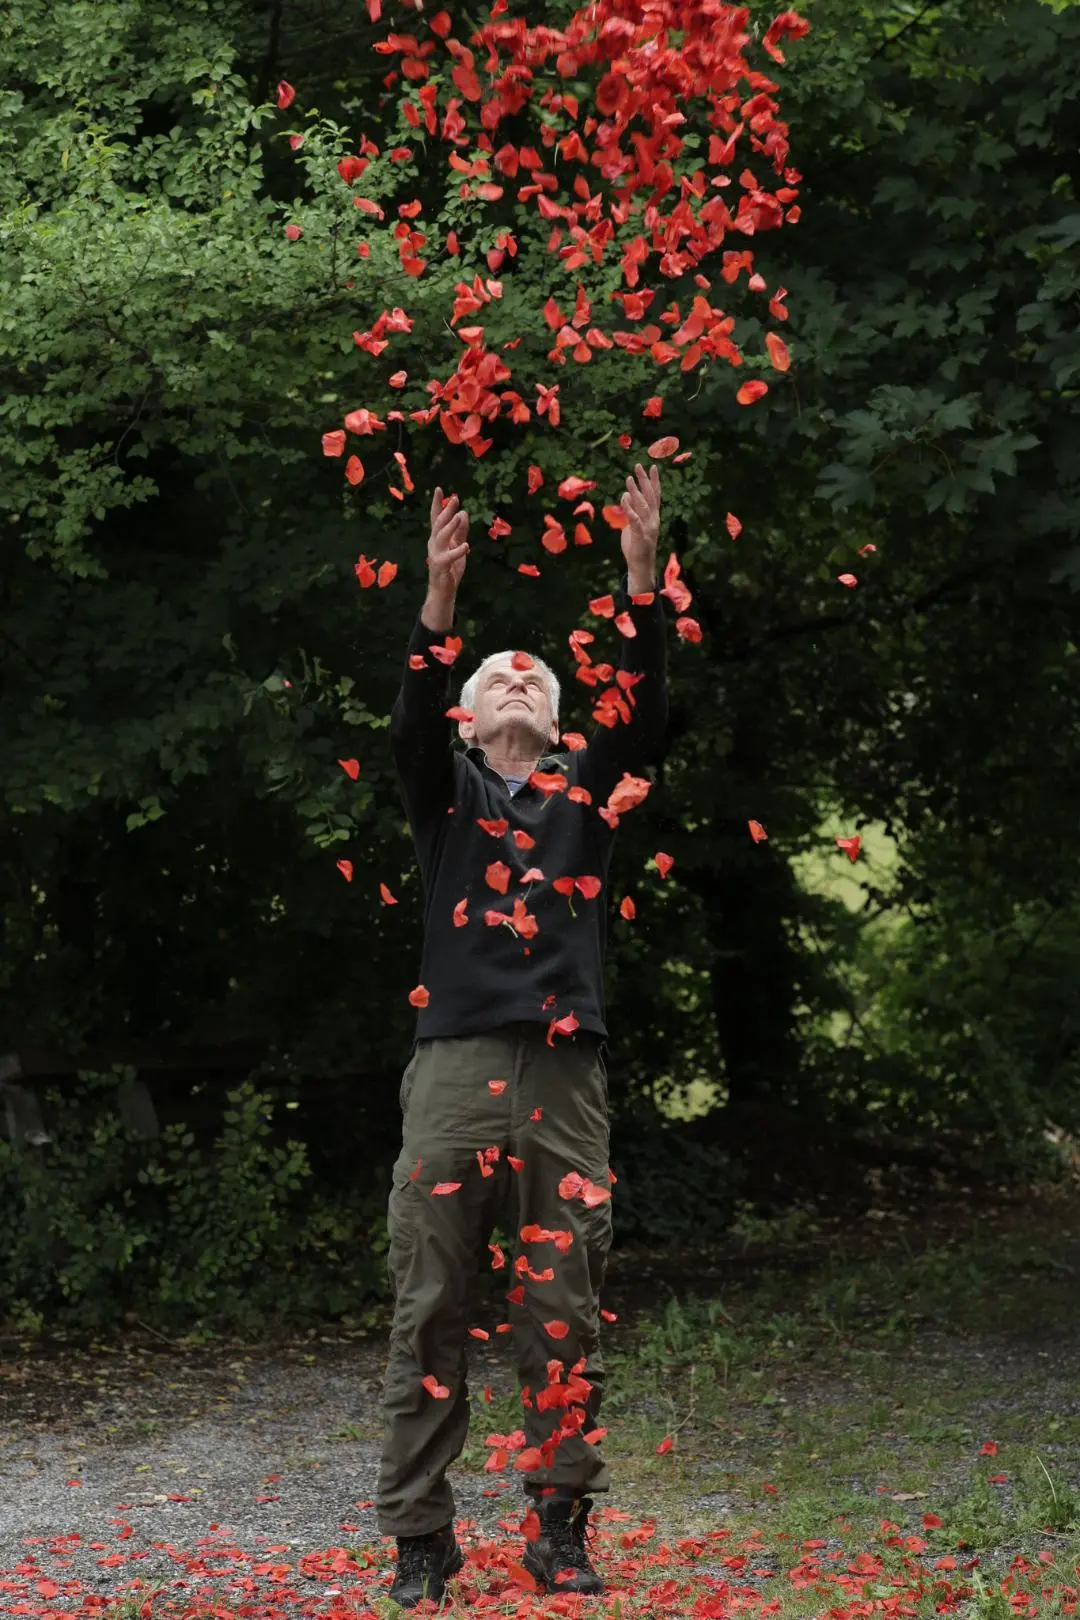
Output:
[{"xmin": 375, "ymin": 1022, "xmax": 613, "ymax": 1538}]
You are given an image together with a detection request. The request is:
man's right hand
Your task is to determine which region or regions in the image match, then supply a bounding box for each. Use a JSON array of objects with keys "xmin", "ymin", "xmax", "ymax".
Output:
[
  {"xmin": 428, "ymin": 487, "xmax": 470, "ymax": 591},
  {"xmin": 422, "ymin": 487, "xmax": 469, "ymax": 631}
]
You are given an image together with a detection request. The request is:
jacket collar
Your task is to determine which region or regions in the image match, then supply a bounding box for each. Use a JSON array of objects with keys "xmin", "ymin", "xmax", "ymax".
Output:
[{"xmin": 464, "ymin": 745, "xmax": 569, "ymax": 777}]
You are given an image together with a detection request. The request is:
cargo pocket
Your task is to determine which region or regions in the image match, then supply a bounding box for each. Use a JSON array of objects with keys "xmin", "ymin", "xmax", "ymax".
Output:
[{"xmin": 399, "ymin": 1046, "xmax": 422, "ymax": 1115}]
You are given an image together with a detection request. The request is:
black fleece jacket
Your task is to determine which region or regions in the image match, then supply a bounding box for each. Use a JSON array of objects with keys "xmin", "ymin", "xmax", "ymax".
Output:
[{"xmin": 390, "ymin": 582, "xmax": 668, "ymax": 1042}]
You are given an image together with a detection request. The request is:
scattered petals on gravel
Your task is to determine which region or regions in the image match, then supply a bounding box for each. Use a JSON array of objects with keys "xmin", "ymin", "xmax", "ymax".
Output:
[{"xmin": 1, "ymin": 1511, "xmax": 1076, "ymax": 1618}]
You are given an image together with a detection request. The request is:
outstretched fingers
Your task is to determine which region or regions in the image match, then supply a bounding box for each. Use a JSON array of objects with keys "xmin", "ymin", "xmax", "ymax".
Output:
[
  {"xmin": 630, "ymin": 461, "xmax": 661, "ymax": 510},
  {"xmin": 433, "ymin": 489, "xmax": 459, "ymax": 528},
  {"xmin": 621, "ymin": 475, "xmax": 649, "ymax": 527},
  {"xmin": 620, "ymin": 496, "xmax": 644, "ymax": 530},
  {"xmin": 431, "ymin": 492, "xmax": 467, "ymax": 551}
]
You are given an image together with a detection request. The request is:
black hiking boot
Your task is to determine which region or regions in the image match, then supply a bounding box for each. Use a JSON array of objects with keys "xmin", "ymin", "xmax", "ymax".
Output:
[
  {"xmin": 388, "ymin": 1523, "xmax": 463, "ymax": 1610},
  {"xmin": 521, "ymin": 1492, "xmax": 604, "ymax": 1595}
]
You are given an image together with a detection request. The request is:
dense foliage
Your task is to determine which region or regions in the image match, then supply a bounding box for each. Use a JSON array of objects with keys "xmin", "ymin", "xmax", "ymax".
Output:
[{"xmin": 1, "ymin": 0, "xmax": 1078, "ymax": 1324}]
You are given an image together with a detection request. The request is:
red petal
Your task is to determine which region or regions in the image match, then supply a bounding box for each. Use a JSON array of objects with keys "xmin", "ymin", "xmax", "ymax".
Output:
[
  {"xmin": 485, "ymin": 861, "xmax": 512, "ymax": 893},
  {"xmin": 766, "ymin": 331, "xmax": 791, "ymax": 371}
]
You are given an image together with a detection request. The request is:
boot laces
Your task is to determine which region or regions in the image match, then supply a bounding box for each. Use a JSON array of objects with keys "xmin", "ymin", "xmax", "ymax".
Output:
[
  {"xmin": 546, "ymin": 1504, "xmax": 594, "ymax": 1571},
  {"xmin": 396, "ymin": 1531, "xmax": 444, "ymax": 1582}
]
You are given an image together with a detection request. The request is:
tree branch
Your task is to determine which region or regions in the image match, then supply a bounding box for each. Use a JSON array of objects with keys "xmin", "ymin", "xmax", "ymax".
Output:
[{"xmin": 869, "ymin": 0, "xmax": 943, "ymax": 60}]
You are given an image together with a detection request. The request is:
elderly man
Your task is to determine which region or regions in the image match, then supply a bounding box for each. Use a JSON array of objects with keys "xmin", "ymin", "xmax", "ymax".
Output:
[{"xmin": 378, "ymin": 463, "xmax": 666, "ymax": 1609}]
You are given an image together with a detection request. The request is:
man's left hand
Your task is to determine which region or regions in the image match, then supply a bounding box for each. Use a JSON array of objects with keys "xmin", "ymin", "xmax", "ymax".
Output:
[{"xmin": 620, "ymin": 462, "xmax": 661, "ymax": 594}]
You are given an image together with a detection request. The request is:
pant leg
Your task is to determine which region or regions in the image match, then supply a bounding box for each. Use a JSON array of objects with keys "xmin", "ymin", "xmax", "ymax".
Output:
[
  {"xmin": 376, "ymin": 1032, "xmax": 515, "ymax": 1538},
  {"xmin": 508, "ymin": 1027, "xmax": 613, "ymax": 1499}
]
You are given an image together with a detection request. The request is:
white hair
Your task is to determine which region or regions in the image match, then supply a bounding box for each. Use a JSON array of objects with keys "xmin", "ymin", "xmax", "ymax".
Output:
[{"xmin": 460, "ymin": 649, "xmax": 560, "ymax": 725}]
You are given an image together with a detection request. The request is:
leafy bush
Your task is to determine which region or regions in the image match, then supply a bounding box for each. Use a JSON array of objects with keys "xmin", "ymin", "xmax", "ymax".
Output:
[{"xmin": 0, "ymin": 1068, "xmax": 391, "ymax": 1334}]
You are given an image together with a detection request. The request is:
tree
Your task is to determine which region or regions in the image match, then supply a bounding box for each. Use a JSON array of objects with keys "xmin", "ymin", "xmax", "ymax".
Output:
[{"xmin": 2, "ymin": 0, "xmax": 1078, "ymax": 1211}]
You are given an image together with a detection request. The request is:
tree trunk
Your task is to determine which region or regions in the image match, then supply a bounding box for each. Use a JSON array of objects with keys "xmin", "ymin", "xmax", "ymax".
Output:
[{"xmin": 707, "ymin": 851, "xmax": 802, "ymax": 1132}]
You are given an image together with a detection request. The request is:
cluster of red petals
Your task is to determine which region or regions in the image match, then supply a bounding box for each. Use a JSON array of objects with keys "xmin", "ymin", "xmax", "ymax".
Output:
[{"xmin": 320, "ymin": 0, "xmax": 805, "ymax": 470}]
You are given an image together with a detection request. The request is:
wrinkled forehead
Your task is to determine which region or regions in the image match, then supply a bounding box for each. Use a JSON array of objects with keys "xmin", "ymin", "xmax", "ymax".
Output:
[{"xmin": 478, "ymin": 655, "xmax": 547, "ymax": 695}]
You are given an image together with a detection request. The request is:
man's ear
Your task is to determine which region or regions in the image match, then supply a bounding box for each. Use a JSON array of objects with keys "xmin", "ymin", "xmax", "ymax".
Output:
[
  {"xmin": 458, "ymin": 719, "xmax": 475, "ymax": 744},
  {"xmin": 549, "ymin": 719, "xmax": 561, "ymax": 747}
]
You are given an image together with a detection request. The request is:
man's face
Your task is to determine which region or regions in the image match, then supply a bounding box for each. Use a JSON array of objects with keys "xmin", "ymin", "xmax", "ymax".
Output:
[{"xmin": 462, "ymin": 656, "xmax": 558, "ymax": 752}]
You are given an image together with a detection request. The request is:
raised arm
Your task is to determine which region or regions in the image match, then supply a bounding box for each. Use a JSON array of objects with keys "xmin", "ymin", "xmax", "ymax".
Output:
[
  {"xmin": 389, "ymin": 488, "xmax": 470, "ymax": 827},
  {"xmin": 578, "ymin": 464, "xmax": 669, "ymax": 807}
]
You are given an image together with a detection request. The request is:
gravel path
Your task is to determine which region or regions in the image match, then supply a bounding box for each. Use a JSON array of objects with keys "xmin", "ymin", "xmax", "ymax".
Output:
[
  {"xmin": 0, "ymin": 1335, "xmax": 497, "ymax": 1611},
  {"xmin": 0, "ymin": 1332, "xmax": 721, "ymax": 1615},
  {"xmin": 3, "ymin": 1321, "xmax": 1076, "ymax": 1615}
]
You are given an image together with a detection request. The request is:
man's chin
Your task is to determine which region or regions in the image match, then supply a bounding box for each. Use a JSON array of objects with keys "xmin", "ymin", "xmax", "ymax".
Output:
[{"xmin": 485, "ymin": 718, "xmax": 551, "ymax": 753}]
